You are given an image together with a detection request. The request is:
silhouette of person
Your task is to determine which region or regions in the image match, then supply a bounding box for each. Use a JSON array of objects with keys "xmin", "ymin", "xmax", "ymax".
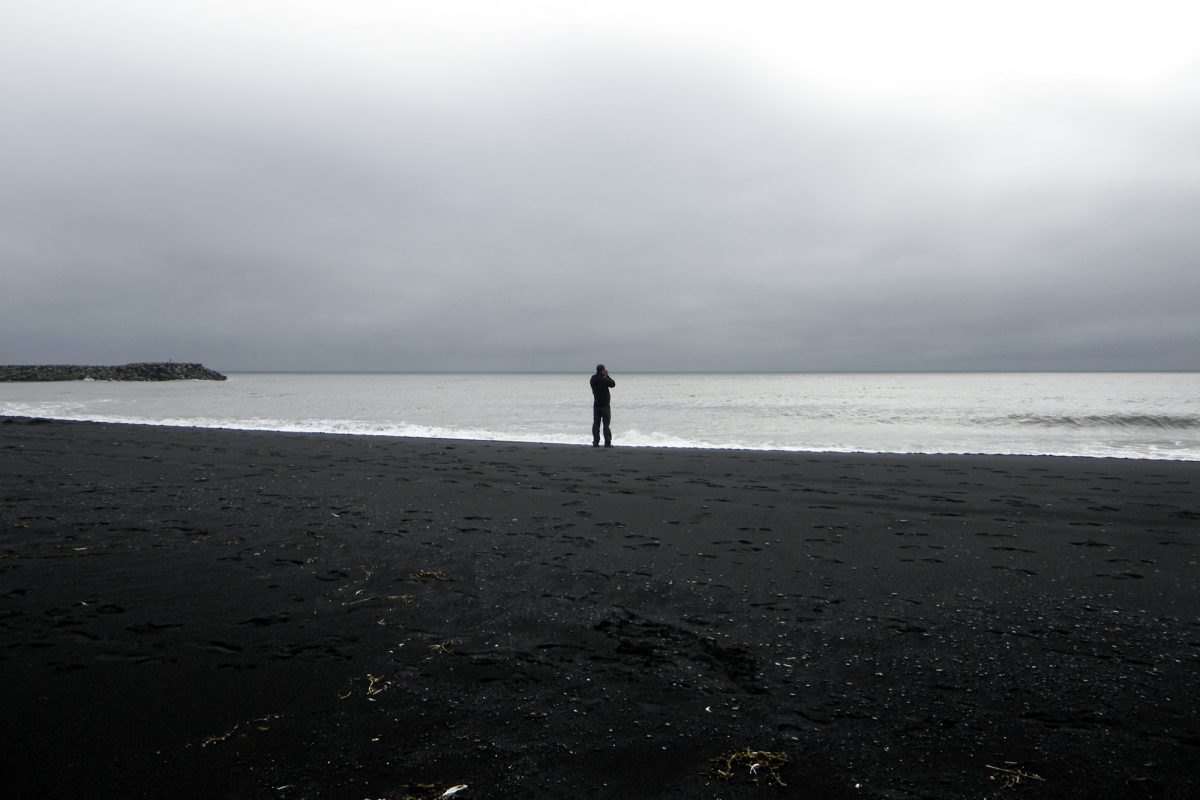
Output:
[{"xmin": 590, "ymin": 364, "xmax": 615, "ymax": 447}]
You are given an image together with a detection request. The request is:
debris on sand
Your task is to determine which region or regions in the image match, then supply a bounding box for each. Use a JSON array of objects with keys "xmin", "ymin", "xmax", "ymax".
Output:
[{"xmin": 712, "ymin": 747, "xmax": 790, "ymax": 787}]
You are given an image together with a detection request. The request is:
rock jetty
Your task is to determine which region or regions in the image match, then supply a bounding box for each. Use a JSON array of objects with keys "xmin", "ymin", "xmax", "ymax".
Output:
[{"xmin": 0, "ymin": 363, "xmax": 227, "ymax": 382}]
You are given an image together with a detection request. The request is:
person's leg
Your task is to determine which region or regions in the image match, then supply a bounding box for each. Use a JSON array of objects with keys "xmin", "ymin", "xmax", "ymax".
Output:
[
  {"xmin": 601, "ymin": 406, "xmax": 612, "ymax": 446},
  {"xmin": 592, "ymin": 407, "xmax": 602, "ymax": 446}
]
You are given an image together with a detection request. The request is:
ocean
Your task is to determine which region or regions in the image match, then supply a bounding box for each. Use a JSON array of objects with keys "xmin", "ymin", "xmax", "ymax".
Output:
[{"xmin": 2, "ymin": 372, "xmax": 1198, "ymax": 461}]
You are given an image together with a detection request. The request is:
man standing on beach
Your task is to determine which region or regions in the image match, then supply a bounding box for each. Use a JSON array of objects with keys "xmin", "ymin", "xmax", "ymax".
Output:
[{"xmin": 590, "ymin": 364, "xmax": 615, "ymax": 448}]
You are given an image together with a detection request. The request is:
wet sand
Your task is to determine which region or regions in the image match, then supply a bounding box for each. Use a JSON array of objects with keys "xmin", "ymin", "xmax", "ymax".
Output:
[{"xmin": 2, "ymin": 417, "xmax": 1198, "ymax": 799}]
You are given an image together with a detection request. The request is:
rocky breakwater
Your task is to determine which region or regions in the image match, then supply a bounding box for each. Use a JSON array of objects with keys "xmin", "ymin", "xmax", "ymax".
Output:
[{"xmin": 0, "ymin": 363, "xmax": 227, "ymax": 382}]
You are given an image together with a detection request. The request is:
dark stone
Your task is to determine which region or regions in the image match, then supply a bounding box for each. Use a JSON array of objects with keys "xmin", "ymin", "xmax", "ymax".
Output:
[{"xmin": 0, "ymin": 362, "xmax": 227, "ymax": 382}]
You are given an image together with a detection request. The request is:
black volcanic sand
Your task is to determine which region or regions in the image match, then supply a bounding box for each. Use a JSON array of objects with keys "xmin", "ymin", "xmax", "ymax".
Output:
[{"xmin": 2, "ymin": 418, "xmax": 1198, "ymax": 800}]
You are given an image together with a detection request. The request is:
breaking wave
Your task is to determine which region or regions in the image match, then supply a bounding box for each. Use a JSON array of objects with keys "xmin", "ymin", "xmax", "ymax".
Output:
[{"xmin": 1005, "ymin": 414, "xmax": 1200, "ymax": 431}]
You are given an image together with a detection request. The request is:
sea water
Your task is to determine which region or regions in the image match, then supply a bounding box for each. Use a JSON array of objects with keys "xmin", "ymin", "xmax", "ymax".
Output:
[{"xmin": 2, "ymin": 372, "xmax": 1198, "ymax": 461}]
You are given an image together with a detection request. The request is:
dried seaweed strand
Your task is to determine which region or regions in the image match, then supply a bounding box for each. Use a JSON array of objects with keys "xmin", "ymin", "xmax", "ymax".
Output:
[
  {"xmin": 986, "ymin": 762, "xmax": 1045, "ymax": 788},
  {"xmin": 712, "ymin": 747, "xmax": 790, "ymax": 787},
  {"xmin": 409, "ymin": 569, "xmax": 454, "ymax": 582}
]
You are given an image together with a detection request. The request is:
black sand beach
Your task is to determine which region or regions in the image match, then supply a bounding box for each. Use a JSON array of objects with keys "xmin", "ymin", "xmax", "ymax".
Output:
[{"xmin": 2, "ymin": 417, "xmax": 1197, "ymax": 799}]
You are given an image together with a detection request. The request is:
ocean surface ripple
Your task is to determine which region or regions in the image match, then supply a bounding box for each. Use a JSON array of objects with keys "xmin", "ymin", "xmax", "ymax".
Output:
[{"xmin": 2, "ymin": 372, "xmax": 1198, "ymax": 461}]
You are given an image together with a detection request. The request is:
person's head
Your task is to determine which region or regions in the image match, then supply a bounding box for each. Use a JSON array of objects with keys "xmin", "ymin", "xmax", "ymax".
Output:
[{"xmin": 596, "ymin": 363, "xmax": 606, "ymax": 374}]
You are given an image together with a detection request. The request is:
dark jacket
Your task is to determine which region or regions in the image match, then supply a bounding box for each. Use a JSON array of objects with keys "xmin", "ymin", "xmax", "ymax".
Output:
[{"xmin": 590, "ymin": 372, "xmax": 615, "ymax": 407}]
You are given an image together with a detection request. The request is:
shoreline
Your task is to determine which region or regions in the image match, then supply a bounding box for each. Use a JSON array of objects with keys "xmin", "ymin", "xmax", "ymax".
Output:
[
  {"xmin": 4, "ymin": 414, "xmax": 1197, "ymax": 463},
  {"xmin": 3, "ymin": 417, "xmax": 1198, "ymax": 799}
]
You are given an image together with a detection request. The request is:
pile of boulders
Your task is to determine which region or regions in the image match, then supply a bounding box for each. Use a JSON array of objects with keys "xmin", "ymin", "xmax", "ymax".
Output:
[{"xmin": 0, "ymin": 363, "xmax": 227, "ymax": 381}]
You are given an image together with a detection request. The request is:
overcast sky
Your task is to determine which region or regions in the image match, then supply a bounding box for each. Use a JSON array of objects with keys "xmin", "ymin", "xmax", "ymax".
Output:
[{"xmin": 3, "ymin": 1, "xmax": 1198, "ymax": 372}]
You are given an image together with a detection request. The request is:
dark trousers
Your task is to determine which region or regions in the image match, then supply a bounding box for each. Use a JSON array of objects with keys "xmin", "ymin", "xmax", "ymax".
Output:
[{"xmin": 592, "ymin": 404, "xmax": 612, "ymax": 445}]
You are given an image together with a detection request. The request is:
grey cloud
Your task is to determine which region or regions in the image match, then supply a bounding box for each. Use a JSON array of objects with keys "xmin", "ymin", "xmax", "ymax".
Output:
[{"xmin": 2, "ymin": 15, "xmax": 1198, "ymax": 372}]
